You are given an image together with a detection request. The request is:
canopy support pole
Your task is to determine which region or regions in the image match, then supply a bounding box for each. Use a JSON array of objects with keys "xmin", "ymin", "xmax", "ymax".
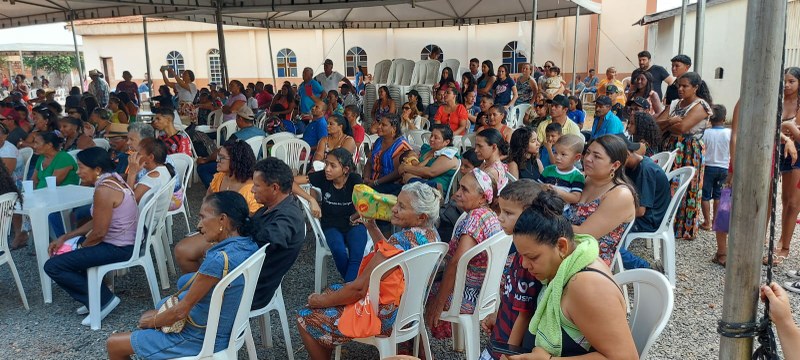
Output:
[
  {"xmin": 530, "ymin": 0, "xmax": 537, "ymax": 64},
  {"xmin": 694, "ymin": 0, "xmax": 706, "ymax": 76},
  {"xmin": 215, "ymin": 2, "xmax": 229, "ymax": 87},
  {"xmin": 678, "ymin": 0, "xmax": 688, "ymax": 54},
  {"xmin": 571, "ymin": 7, "xmax": 580, "ymax": 94},
  {"xmin": 342, "ymin": 25, "xmax": 347, "ymax": 78},
  {"xmin": 265, "ymin": 21, "xmax": 277, "ymax": 87},
  {"xmin": 142, "ymin": 16, "xmax": 153, "ymax": 98},
  {"xmin": 69, "ymin": 13, "xmax": 84, "ymax": 91},
  {"xmin": 719, "ymin": 0, "xmax": 787, "ymax": 357}
]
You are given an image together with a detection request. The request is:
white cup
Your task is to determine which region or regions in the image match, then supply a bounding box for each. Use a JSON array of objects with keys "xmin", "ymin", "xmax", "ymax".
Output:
[
  {"xmin": 22, "ymin": 180, "xmax": 34, "ymax": 194},
  {"xmin": 45, "ymin": 176, "xmax": 57, "ymax": 190},
  {"xmin": 312, "ymin": 161, "xmax": 325, "ymax": 172}
]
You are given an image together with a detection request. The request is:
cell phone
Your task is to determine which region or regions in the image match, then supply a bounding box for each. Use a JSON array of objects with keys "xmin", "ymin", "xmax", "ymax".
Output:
[{"xmin": 489, "ymin": 340, "xmax": 532, "ymax": 356}]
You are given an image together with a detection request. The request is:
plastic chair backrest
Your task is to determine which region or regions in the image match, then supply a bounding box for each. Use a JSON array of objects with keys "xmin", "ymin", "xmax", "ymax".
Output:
[
  {"xmin": 386, "ymin": 59, "xmax": 406, "ymax": 85},
  {"xmin": 662, "ymin": 167, "xmax": 696, "ymax": 233},
  {"xmin": 245, "ymin": 135, "xmax": 265, "ymax": 159},
  {"xmin": 614, "ymin": 269, "xmax": 674, "ymax": 358},
  {"xmin": 443, "ymin": 159, "xmax": 461, "ymax": 203},
  {"xmin": 374, "ymin": 59, "xmax": 393, "ymax": 85},
  {"xmin": 460, "ymin": 133, "xmax": 477, "ymax": 153},
  {"xmin": 650, "ymin": 151, "xmax": 672, "ymax": 172},
  {"xmin": 411, "ymin": 60, "xmax": 443, "ymax": 86},
  {"xmin": 18, "ymin": 147, "xmax": 33, "ymax": 181},
  {"xmin": 407, "ymin": 130, "xmax": 429, "ymax": 148},
  {"xmin": 442, "ymin": 231, "xmax": 514, "ymax": 319},
  {"xmin": 297, "ymin": 197, "xmax": 331, "ymax": 254},
  {"xmin": 193, "ymin": 245, "xmax": 268, "ymax": 358},
  {"xmin": 0, "ymin": 192, "xmax": 18, "ymax": 254},
  {"xmin": 271, "ymin": 138, "xmax": 311, "ymax": 175},
  {"xmin": 366, "ymin": 242, "xmax": 449, "ymax": 342},
  {"xmin": 398, "ymin": 59, "xmax": 416, "ymax": 86},
  {"xmin": 421, "ymin": 132, "xmax": 431, "ymax": 145},
  {"xmin": 511, "ymin": 104, "xmax": 531, "ymax": 129},
  {"xmin": 67, "ymin": 149, "xmax": 80, "ymax": 162},
  {"xmin": 440, "ymin": 59, "xmax": 461, "ymax": 80},
  {"xmin": 93, "ymin": 138, "xmax": 110, "ymax": 150},
  {"xmin": 208, "ymin": 109, "xmax": 224, "ymax": 128},
  {"xmin": 262, "ymin": 132, "xmax": 296, "ymax": 156},
  {"xmin": 216, "ymin": 120, "xmax": 238, "ymax": 147},
  {"xmin": 166, "ymin": 153, "xmax": 194, "ymax": 196}
]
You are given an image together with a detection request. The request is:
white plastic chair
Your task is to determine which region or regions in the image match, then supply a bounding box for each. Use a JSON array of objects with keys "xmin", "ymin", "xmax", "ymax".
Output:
[
  {"xmin": 261, "ymin": 132, "xmax": 296, "ymax": 157},
  {"xmin": 298, "ymin": 196, "xmax": 334, "ymax": 293},
  {"xmin": 0, "ymin": 193, "xmax": 29, "ymax": 310},
  {"xmin": 207, "ymin": 109, "xmax": 224, "ymax": 128},
  {"xmin": 216, "ymin": 120, "xmax": 238, "ymax": 147},
  {"xmin": 651, "ymin": 149, "xmax": 678, "ymax": 172},
  {"xmin": 510, "ymin": 104, "xmax": 531, "ymax": 129},
  {"xmin": 443, "ymin": 159, "xmax": 461, "ymax": 203},
  {"xmin": 621, "ymin": 166, "xmax": 695, "ymax": 286},
  {"xmin": 438, "ymin": 232, "xmax": 514, "ymax": 359},
  {"xmin": 93, "ymin": 138, "xmax": 110, "ymax": 150},
  {"xmin": 406, "ymin": 130, "xmax": 429, "ymax": 149},
  {"xmin": 85, "ymin": 178, "xmax": 173, "ymax": 329},
  {"xmin": 18, "ymin": 147, "xmax": 33, "ymax": 181},
  {"xmin": 614, "ymin": 269, "xmax": 674, "ymax": 358},
  {"xmin": 67, "ymin": 149, "xmax": 80, "ymax": 162},
  {"xmin": 421, "ymin": 132, "xmax": 432, "ymax": 145},
  {"xmin": 334, "ymin": 242, "xmax": 449, "ymax": 360},
  {"xmin": 245, "ymin": 135, "xmax": 265, "ymax": 159},
  {"xmin": 173, "ymin": 245, "xmax": 268, "ymax": 360},
  {"xmin": 245, "ymin": 283, "xmax": 294, "ymax": 360},
  {"xmin": 165, "ymin": 154, "xmax": 194, "ymax": 244},
  {"xmin": 420, "ymin": 117, "xmax": 431, "ymax": 131},
  {"xmin": 460, "ymin": 133, "xmax": 477, "ymax": 153},
  {"xmin": 271, "ymin": 138, "xmax": 311, "ymax": 175}
]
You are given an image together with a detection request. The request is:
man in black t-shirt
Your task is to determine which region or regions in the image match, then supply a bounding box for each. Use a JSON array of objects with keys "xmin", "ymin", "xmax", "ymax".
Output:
[
  {"xmin": 664, "ymin": 54, "xmax": 692, "ymax": 107},
  {"xmin": 636, "ymin": 50, "xmax": 674, "ymax": 100}
]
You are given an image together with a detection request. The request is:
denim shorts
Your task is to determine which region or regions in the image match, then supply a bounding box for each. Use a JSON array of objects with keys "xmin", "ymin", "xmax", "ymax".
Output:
[{"xmin": 702, "ymin": 166, "xmax": 728, "ymax": 201}]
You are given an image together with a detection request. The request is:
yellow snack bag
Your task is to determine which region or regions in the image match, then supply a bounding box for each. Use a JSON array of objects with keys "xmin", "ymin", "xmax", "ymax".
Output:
[{"xmin": 352, "ymin": 184, "xmax": 397, "ymax": 221}]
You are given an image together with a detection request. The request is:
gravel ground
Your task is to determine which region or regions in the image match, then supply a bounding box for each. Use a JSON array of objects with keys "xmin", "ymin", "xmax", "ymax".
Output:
[{"xmin": 2, "ymin": 182, "xmax": 800, "ymax": 360}]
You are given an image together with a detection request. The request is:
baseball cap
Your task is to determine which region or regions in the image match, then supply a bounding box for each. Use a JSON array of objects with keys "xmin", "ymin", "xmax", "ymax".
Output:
[
  {"xmin": 606, "ymin": 84, "xmax": 619, "ymax": 94},
  {"xmin": 631, "ymin": 96, "xmax": 651, "ymax": 109},
  {"xmin": 547, "ymin": 94, "xmax": 569, "ymax": 108},
  {"xmin": 615, "ymin": 134, "xmax": 641, "ymax": 152},
  {"xmin": 595, "ymin": 95, "xmax": 613, "ymax": 106},
  {"xmin": 236, "ymin": 106, "xmax": 255, "ymax": 120}
]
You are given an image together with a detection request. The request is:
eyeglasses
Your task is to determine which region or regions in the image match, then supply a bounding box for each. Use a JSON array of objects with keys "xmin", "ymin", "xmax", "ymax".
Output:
[{"xmin": 218, "ymin": 155, "xmax": 230, "ymax": 161}]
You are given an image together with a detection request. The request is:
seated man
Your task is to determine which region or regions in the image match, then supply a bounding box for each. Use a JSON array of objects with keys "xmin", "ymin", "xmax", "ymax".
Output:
[
  {"xmin": 620, "ymin": 135, "xmax": 670, "ymax": 270},
  {"xmin": 250, "ymin": 158, "xmax": 306, "ymax": 309},
  {"xmin": 196, "ymin": 106, "xmax": 266, "ymax": 187},
  {"xmin": 303, "ymin": 100, "xmax": 329, "ymax": 154}
]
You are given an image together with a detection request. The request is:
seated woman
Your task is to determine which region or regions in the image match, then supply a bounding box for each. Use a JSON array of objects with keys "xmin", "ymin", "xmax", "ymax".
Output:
[
  {"xmin": 108, "ymin": 97, "xmax": 130, "ymax": 124},
  {"xmin": 474, "ymin": 128, "xmax": 509, "ymax": 194},
  {"xmin": 399, "ymin": 124, "xmax": 459, "ymax": 193},
  {"xmin": 175, "ymin": 141, "xmax": 259, "ymax": 273},
  {"xmin": 312, "ymin": 114, "xmax": 357, "ymax": 163},
  {"xmin": 363, "ymin": 114, "xmax": 412, "ymax": 195},
  {"xmin": 106, "ymin": 191, "xmax": 258, "ymax": 360},
  {"xmin": 437, "ymin": 148, "xmax": 483, "ymax": 242},
  {"xmin": 325, "ymin": 90, "xmax": 344, "ymax": 118},
  {"xmin": 297, "ymin": 183, "xmax": 441, "ymax": 360},
  {"xmin": 400, "ymin": 102, "xmax": 423, "ymax": 132},
  {"xmin": 44, "ymin": 147, "xmax": 139, "ymax": 326},
  {"xmin": 19, "ymin": 106, "xmax": 60, "ymax": 149},
  {"xmin": 126, "ymin": 138, "xmax": 175, "ymax": 203},
  {"xmin": 433, "ymin": 66, "xmax": 460, "ymax": 93},
  {"xmin": 564, "ymin": 135, "xmax": 636, "ymax": 266},
  {"xmin": 507, "ymin": 127, "xmax": 543, "ymax": 181},
  {"xmin": 434, "ymin": 87, "xmax": 468, "ymax": 135},
  {"xmin": 628, "ymin": 111, "xmax": 661, "ymax": 157},
  {"xmin": 32, "ymin": 131, "xmax": 79, "ymax": 189},
  {"xmin": 89, "ymin": 108, "xmax": 113, "ymax": 139},
  {"xmin": 59, "ymin": 117, "xmax": 95, "ymax": 151},
  {"xmin": 293, "ymin": 148, "xmax": 367, "ymax": 282},
  {"xmin": 514, "ymin": 190, "xmax": 638, "ymax": 359},
  {"xmin": 476, "ymin": 105, "xmax": 513, "ymax": 142},
  {"xmin": 425, "ymin": 168, "xmax": 503, "ymax": 339}
]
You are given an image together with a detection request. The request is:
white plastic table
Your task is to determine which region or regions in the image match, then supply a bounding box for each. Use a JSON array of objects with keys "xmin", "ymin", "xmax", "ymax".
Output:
[{"xmin": 14, "ymin": 185, "xmax": 95, "ymax": 303}]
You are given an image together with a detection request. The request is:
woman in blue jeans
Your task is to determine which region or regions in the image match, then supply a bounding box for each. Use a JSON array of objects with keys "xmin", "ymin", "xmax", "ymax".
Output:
[
  {"xmin": 44, "ymin": 147, "xmax": 139, "ymax": 326},
  {"xmin": 293, "ymin": 147, "xmax": 368, "ymax": 282}
]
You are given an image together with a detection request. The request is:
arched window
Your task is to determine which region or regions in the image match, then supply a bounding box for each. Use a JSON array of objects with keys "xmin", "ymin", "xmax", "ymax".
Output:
[
  {"xmin": 277, "ymin": 48, "xmax": 298, "ymax": 78},
  {"xmin": 420, "ymin": 44, "xmax": 443, "ymax": 62},
  {"xmin": 502, "ymin": 41, "xmax": 527, "ymax": 73},
  {"xmin": 346, "ymin": 47, "xmax": 368, "ymax": 77},
  {"xmin": 207, "ymin": 49, "xmax": 222, "ymax": 85},
  {"xmin": 166, "ymin": 51, "xmax": 185, "ymax": 74}
]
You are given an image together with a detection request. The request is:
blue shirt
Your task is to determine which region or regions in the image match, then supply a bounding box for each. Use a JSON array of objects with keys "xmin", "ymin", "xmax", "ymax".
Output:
[
  {"xmin": 539, "ymin": 145, "xmax": 552, "ymax": 168},
  {"xmin": 303, "ymin": 117, "xmax": 328, "ymax": 148},
  {"xmin": 590, "ymin": 111, "xmax": 625, "ymax": 139},
  {"xmin": 492, "ymin": 77, "xmax": 516, "ymax": 106},
  {"xmin": 299, "ymin": 80, "xmax": 324, "ymax": 114},
  {"xmin": 567, "ymin": 110, "xmax": 586, "ymax": 126}
]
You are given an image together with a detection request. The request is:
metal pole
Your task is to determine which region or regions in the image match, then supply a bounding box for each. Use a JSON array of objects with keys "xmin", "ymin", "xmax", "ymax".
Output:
[
  {"xmin": 342, "ymin": 25, "xmax": 347, "ymax": 78},
  {"xmin": 142, "ymin": 17, "xmax": 153, "ymax": 98},
  {"xmin": 69, "ymin": 14, "xmax": 84, "ymax": 91},
  {"xmin": 266, "ymin": 21, "xmax": 277, "ymax": 87},
  {"xmin": 694, "ymin": 0, "xmax": 706, "ymax": 76},
  {"xmin": 215, "ymin": 2, "xmax": 229, "ymax": 87},
  {"xmin": 719, "ymin": 0, "xmax": 787, "ymax": 358},
  {"xmin": 530, "ymin": 0, "xmax": 537, "ymax": 64},
  {"xmin": 571, "ymin": 7, "xmax": 579, "ymax": 93},
  {"xmin": 678, "ymin": 0, "xmax": 689, "ymax": 54}
]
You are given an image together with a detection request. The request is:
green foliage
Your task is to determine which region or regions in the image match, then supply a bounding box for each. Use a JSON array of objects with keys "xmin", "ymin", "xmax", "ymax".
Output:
[{"xmin": 22, "ymin": 54, "xmax": 84, "ymax": 75}]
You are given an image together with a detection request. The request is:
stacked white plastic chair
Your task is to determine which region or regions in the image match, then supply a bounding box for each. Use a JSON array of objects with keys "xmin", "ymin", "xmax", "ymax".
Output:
[
  {"xmin": 409, "ymin": 59, "xmax": 443, "ymax": 108},
  {"xmin": 363, "ymin": 59, "xmax": 393, "ymax": 125},
  {"xmin": 387, "ymin": 59, "xmax": 415, "ymax": 105},
  {"xmin": 509, "ymin": 104, "xmax": 531, "ymax": 129},
  {"xmin": 0, "ymin": 193, "xmax": 28, "ymax": 309}
]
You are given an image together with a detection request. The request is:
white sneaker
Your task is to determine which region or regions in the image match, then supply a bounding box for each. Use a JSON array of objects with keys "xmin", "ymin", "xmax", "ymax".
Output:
[
  {"xmin": 783, "ymin": 281, "xmax": 800, "ymax": 294},
  {"xmin": 787, "ymin": 269, "xmax": 800, "ymax": 280},
  {"xmin": 81, "ymin": 296, "xmax": 120, "ymax": 326},
  {"xmin": 76, "ymin": 305, "xmax": 88, "ymax": 315}
]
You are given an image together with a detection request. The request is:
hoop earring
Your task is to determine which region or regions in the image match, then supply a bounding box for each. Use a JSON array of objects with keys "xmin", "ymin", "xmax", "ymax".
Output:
[{"xmin": 610, "ymin": 171, "xmax": 615, "ymax": 179}]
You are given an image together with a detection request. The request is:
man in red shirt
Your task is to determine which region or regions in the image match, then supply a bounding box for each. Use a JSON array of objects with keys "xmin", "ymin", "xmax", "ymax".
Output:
[{"xmin": 254, "ymin": 81, "xmax": 273, "ymax": 110}]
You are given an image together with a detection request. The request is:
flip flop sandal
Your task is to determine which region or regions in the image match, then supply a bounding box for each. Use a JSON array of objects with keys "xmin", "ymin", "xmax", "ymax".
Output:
[
  {"xmin": 712, "ymin": 253, "xmax": 727, "ymax": 267},
  {"xmin": 783, "ymin": 281, "xmax": 800, "ymax": 294},
  {"xmin": 787, "ymin": 269, "xmax": 800, "ymax": 280}
]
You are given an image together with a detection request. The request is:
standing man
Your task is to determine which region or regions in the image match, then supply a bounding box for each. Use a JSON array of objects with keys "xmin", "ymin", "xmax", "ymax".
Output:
[
  {"xmin": 536, "ymin": 94, "xmax": 582, "ymax": 140},
  {"xmin": 469, "ymin": 58, "xmax": 482, "ymax": 80},
  {"xmin": 88, "ymin": 69, "xmax": 110, "ymax": 108},
  {"xmin": 303, "ymin": 100, "xmax": 329, "ymax": 153},
  {"xmin": 115, "ymin": 71, "xmax": 141, "ymax": 106},
  {"xmin": 315, "ymin": 59, "xmax": 353, "ymax": 94},
  {"xmin": 636, "ymin": 50, "xmax": 674, "ymax": 99},
  {"xmin": 299, "ymin": 67, "xmax": 324, "ymax": 117},
  {"xmin": 590, "ymin": 96, "xmax": 625, "ymax": 140},
  {"xmin": 664, "ymin": 54, "xmax": 692, "ymax": 106}
]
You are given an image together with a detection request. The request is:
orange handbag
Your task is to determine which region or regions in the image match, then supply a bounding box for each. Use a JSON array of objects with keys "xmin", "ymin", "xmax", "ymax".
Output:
[{"xmin": 337, "ymin": 292, "xmax": 382, "ymax": 338}]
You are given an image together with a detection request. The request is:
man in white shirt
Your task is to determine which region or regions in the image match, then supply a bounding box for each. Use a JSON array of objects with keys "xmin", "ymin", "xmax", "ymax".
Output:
[
  {"xmin": 314, "ymin": 59, "xmax": 353, "ymax": 93},
  {"xmin": 469, "ymin": 58, "xmax": 482, "ymax": 79}
]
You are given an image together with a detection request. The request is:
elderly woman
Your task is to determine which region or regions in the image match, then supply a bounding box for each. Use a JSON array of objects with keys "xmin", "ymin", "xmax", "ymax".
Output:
[
  {"xmin": 161, "ymin": 67, "xmax": 198, "ymax": 125},
  {"xmin": 44, "ymin": 147, "xmax": 139, "ymax": 326},
  {"xmin": 425, "ymin": 166, "xmax": 503, "ymax": 339},
  {"xmin": 513, "ymin": 191, "xmax": 638, "ymax": 359},
  {"xmin": 59, "ymin": 117, "xmax": 94, "ymax": 151},
  {"xmin": 564, "ymin": 135, "xmax": 636, "ymax": 265},
  {"xmin": 312, "ymin": 114, "xmax": 357, "ymax": 162},
  {"xmin": 434, "ymin": 87, "xmax": 469, "ymax": 135},
  {"xmin": 152, "ymin": 107, "xmax": 192, "ymax": 156},
  {"xmin": 106, "ymin": 191, "xmax": 258, "ymax": 359},
  {"xmin": 363, "ymin": 114, "xmax": 412, "ymax": 195},
  {"xmin": 126, "ymin": 138, "xmax": 175, "ymax": 203},
  {"xmin": 175, "ymin": 140, "xmax": 258, "ymax": 273},
  {"xmin": 297, "ymin": 182, "xmax": 442, "ymax": 360},
  {"xmin": 294, "ymin": 148, "xmax": 367, "ymax": 282},
  {"xmin": 399, "ymin": 124, "xmax": 459, "ymax": 192}
]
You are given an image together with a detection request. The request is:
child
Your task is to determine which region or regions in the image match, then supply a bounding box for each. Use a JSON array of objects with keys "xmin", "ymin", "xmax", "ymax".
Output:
[
  {"xmin": 475, "ymin": 96, "xmax": 495, "ymax": 131},
  {"xmin": 540, "ymin": 134, "xmax": 585, "ymax": 204},
  {"xmin": 567, "ymin": 95, "xmax": 586, "ymax": 129},
  {"xmin": 539, "ymin": 122, "xmax": 562, "ymax": 168},
  {"xmin": 703, "ymin": 105, "xmax": 731, "ymax": 266},
  {"xmin": 465, "ymin": 91, "xmax": 481, "ymax": 133},
  {"xmin": 543, "ymin": 66, "xmax": 564, "ymax": 99},
  {"xmin": 479, "ymin": 180, "xmax": 544, "ymax": 360},
  {"xmin": 507, "ymin": 127, "xmax": 543, "ymax": 181}
]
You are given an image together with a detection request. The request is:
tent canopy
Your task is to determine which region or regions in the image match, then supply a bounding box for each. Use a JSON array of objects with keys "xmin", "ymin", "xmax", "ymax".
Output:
[{"xmin": 2, "ymin": 0, "xmax": 600, "ymax": 29}]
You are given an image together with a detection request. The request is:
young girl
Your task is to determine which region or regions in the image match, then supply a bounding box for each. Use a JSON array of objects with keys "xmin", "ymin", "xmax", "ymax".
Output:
[
  {"xmin": 507, "ymin": 127, "xmax": 543, "ymax": 181},
  {"xmin": 567, "ymin": 95, "xmax": 586, "ymax": 129}
]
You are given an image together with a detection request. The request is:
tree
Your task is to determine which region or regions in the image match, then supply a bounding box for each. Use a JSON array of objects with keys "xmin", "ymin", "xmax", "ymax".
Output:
[{"xmin": 23, "ymin": 54, "xmax": 84, "ymax": 75}]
